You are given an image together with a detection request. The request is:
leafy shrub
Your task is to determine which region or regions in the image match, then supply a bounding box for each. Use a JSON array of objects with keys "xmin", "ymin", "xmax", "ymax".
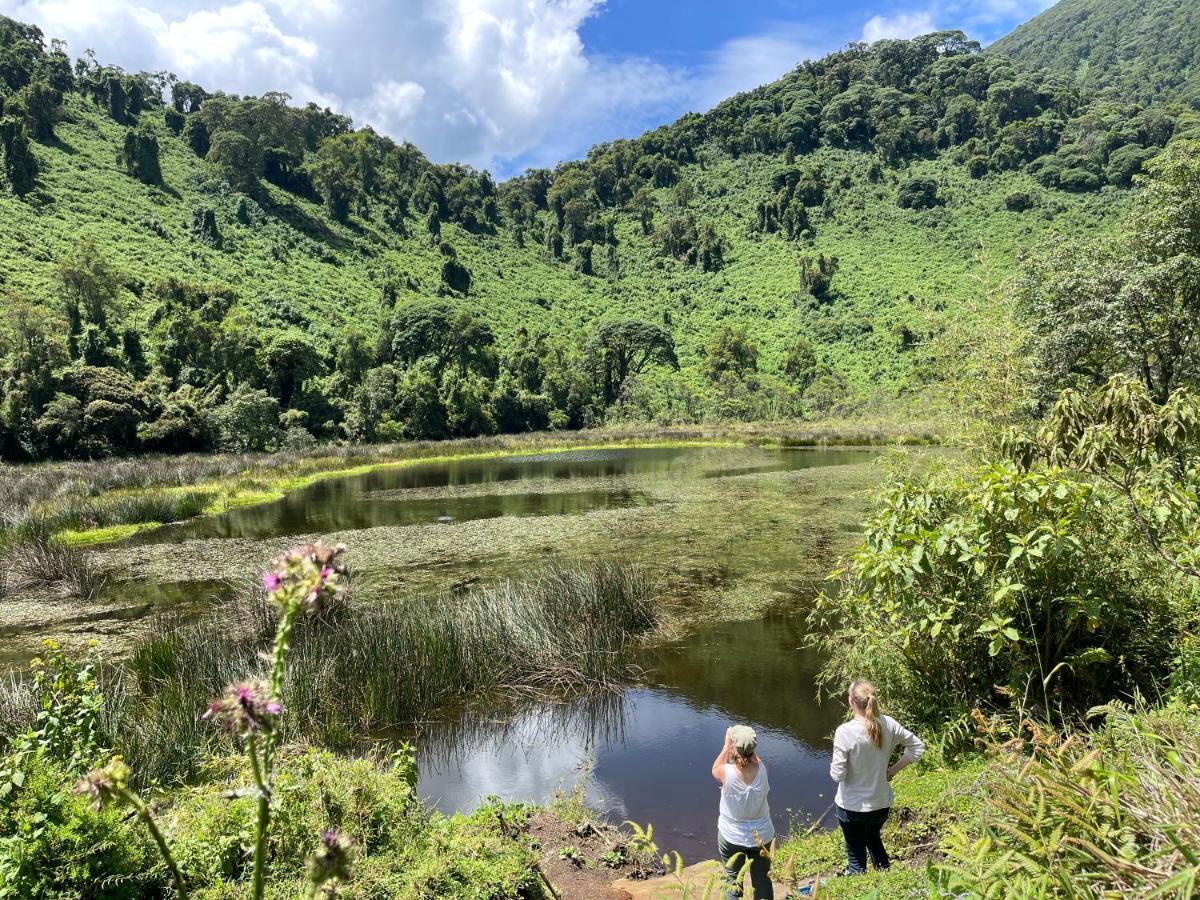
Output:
[
  {"xmin": 940, "ymin": 707, "xmax": 1200, "ymax": 897},
  {"xmin": 1003, "ymin": 190, "xmax": 1036, "ymax": 211},
  {"xmin": 896, "ymin": 177, "xmax": 941, "ymax": 209},
  {"xmin": 1106, "ymin": 144, "xmax": 1157, "ymax": 186},
  {"xmin": 0, "ymin": 754, "xmax": 160, "ymax": 899},
  {"xmin": 808, "ymin": 458, "xmax": 1180, "ymax": 729}
]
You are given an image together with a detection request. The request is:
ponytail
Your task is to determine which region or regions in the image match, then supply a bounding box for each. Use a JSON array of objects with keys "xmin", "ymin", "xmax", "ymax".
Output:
[{"xmin": 850, "ymin": 679, "xmax": 883, "ymax": 748}]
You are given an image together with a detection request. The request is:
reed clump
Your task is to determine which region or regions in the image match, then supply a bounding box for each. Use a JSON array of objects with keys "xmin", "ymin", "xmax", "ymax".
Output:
[
  {"xmin": 102, "ymin": 560, "xmax": 656, "ymax": 784},
  {"xmin": 0, "ymin": 522, "xmax": 108, "ymax": 602}
]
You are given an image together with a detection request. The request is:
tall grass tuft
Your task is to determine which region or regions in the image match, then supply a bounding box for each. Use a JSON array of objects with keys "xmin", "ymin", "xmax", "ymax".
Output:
[
  {"xmin": 97, "ymin": 560, "xmax": 656, "ymax": 784},
  {"xmin": 0, "ymin": 522, "xmax": 108, "ymax": 601}
]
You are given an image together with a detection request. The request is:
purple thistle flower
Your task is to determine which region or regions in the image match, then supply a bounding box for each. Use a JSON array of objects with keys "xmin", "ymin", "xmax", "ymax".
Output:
[
  {"xmin": 262, "ymin": 542, "xmax": 349, "ymax": 616},
  {"xmin": 204, "ymin": 679, "xmax": 281, "ymax": 737},
  {"xmin": 74, "ymin": 757, "xmax": 132, "ymax": 811},
  {"xmin": 306, "ymin": 829, "xmax": 354, "ymax": 888}
]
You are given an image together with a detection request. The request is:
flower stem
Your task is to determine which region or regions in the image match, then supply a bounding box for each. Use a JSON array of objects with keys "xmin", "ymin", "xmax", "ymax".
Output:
[
  {"xmin": 122, "ymin": 788, "xmax": 188, "ymax": 899},
  {"xmin": 247, "ymin": 733, "xmax": 272, "ymax": 900},
  {"xmin": 264, "ymin": 605, "xmax": 297, "ymax": 777}
]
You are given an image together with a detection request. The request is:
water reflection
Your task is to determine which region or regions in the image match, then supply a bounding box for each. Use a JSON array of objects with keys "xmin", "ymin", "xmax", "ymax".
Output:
[{"xmin": 412, "ymin": 616, "xmax": 842, "ymax": 862}]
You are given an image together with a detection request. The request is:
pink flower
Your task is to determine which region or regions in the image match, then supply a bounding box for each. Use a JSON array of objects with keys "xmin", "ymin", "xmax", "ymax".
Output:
[
  {"xmin": 74, "ymin": 757, "xmax": 132, "ymax": 810},
  {"xmin": 204, "ymin": 679, "xmax": 281, "ymax": 737},
  {"xmin": 262, "ymin": 542, "xmax": 348, "ymax": 616}
]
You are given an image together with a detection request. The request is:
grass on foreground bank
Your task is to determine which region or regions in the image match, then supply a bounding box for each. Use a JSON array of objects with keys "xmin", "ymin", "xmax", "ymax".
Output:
[
  {"xmin": 0, "ymin": 417, "xmax": 940, "ymax": 547},
  {"xmin": 0, "ymin": 558, "xmax": 658, "ymax": 786}
]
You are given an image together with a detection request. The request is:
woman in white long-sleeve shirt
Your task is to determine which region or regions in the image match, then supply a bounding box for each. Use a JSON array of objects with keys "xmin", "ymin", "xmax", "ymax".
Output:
[{"xmin": 829, "ymin": 680, "xmax": 925, "ymax": 874}]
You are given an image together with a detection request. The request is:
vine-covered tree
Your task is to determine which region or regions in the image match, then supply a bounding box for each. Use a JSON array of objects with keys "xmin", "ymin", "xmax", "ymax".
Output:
[{"xmin": 588, "ymin": 319, "xmax": 679, "ymax": 403}]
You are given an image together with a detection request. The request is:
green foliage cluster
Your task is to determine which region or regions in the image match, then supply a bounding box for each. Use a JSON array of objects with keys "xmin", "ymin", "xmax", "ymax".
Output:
[
  {"xmin": 813, "ymin": 372, "xmax": 1200, "ymax": 734},
  {"xmin": 808, "ymin": 455, "xmax": 1180, "ymax": 730},
  {"xmin": 940, "ymin": 706, "xmax": 1200, "ymax": 898},
  {"xmin": 1015, "ymin": 141, "xmax": 1200, "ymax": 405}
]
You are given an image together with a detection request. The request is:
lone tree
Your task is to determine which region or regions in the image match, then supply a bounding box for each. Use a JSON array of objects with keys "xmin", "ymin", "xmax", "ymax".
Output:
[
  {"xmin": 121, "ymin": 126, "xmax": 162, "ymax": 185},
  {"xmin": 391, "ymin": 298, "xmax": 495, "ymax": 377},
  {"xmin": 897, "ymin": 177, "xmax": 942, "ymax": 210},
  {"xmin": 0, "ymin": 119, "xmax": 37, "ymax": 197},
  {"xmin": 588, "ymin": 318, "xmax": 679, "ymax": 403},
  {"xmin": 438, "ymin": 242, "xmax": 471, "ymax": 294}
]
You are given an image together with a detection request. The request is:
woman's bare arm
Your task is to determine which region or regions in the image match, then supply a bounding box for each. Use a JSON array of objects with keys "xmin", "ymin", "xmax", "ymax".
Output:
[{"xmin": 711, "ymin": 727, "xmax": 734, "ymax": 783}]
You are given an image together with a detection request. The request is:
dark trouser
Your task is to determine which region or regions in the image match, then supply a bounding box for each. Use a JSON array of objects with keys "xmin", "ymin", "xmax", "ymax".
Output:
[
  {"xmin": 717, "ymin": 835, "xmax": 774, "ymax": 899},
  {"xmin": 836, "ymin": 805, "xmax": 890, "ymax": 874}
]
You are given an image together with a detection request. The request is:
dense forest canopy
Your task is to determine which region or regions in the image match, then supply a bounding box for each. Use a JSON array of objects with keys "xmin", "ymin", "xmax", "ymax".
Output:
[
  {"xmin": 993, "ymin": 0, "xmax": 1200, "ymax": 108},
  {"xmin": 1, "ymin": 4, "xmax": 1198, "ymax": 462}
]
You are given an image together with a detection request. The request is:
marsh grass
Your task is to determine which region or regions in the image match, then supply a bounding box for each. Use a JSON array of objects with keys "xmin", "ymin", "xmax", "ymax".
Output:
[
  {"xmin": 0, "ymin": 522, "xmax": 108, "ymax": 602},
  {"xmin": 92, "ymin": 560, "xmax": 658, "ymax": 783}
]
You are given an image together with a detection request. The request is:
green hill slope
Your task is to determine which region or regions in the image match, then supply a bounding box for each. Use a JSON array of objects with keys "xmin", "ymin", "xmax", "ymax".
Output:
[
  {"xmin": 0, "ymin": 17, "xmax": 1189, "ymax": 461},
  {"xmin": 992, "ymin": 0, "xmax": 1200, "ymax": 106}
]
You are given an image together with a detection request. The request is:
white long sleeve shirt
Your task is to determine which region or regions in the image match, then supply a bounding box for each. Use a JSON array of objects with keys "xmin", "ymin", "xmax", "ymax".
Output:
[{"xmin": 830, "ymin": 715, "xmax": 925, "ymax": 812}]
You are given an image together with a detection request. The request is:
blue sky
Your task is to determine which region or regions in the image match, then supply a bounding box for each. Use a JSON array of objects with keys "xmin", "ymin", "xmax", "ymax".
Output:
[{"xmin": 0, "ymin": 0, "xmax": 1056, "ymax": 178}]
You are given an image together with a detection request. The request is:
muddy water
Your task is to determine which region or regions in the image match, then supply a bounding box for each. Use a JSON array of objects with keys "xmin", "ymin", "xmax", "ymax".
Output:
[{"xmin": 413, "ymin": 614, "xmax": 842, "ymax": 863}]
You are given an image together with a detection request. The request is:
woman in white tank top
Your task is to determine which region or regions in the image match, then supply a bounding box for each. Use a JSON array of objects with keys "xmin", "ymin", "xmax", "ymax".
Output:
[{"xmin": 711, "ymin": 725, "xmax": 774, "ymax": 899}]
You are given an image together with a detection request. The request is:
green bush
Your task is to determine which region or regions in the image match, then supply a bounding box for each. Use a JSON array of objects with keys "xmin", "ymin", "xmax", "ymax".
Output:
[
  {"xmin": 0, "ymin": 754, "xmax": 160, "ymax": 898},
  {"xmin": 162, "ymin": 750, "xmax": 544, "ymax": 899},
  {"xmin": 940, "ymin": 707, "xmax": 1200, "ymax": 897},
  {"xmin": 808, "ymin": 458, "xmax": 1181, "ymax": 729}
]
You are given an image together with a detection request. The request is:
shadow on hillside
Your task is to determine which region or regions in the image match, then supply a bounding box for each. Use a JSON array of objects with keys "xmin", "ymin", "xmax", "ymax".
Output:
[
  {"xmin": 45, "ymin": 135, "xmax": 77, "ymax": 155},
  {"xmin": 265, "ymin": 198, "xmax": 352, "ymax": 252}
]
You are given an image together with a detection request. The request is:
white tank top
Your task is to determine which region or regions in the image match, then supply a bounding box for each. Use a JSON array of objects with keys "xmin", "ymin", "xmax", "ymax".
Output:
[{"xmin": 718, "ymin": 762, "xmax": 774, "ymax": 846}]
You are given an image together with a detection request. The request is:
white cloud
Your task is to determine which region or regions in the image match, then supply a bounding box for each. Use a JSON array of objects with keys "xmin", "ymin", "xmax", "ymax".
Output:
[
  {"xmin": 697, "ymin": 30, "xmax": 825, "ymax": 108},
  {"xmin": 862, "ymin": 10, "xmax": 937, "ymax": 43}
]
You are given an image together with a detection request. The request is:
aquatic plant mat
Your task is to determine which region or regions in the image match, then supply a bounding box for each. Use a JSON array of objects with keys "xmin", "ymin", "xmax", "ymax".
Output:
[{"xmin": 1, "ymin": 446, "xmax": 899, "ymax": 660}]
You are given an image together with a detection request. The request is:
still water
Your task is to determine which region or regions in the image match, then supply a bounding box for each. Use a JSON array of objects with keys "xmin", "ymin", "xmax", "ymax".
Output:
[
  {"xmin": 29, "ymin": 445, "xmax": 878, "ymax": 856},
  {"xmin": 122, "ymin": 446, "xmax": 874, "ymax": 545},
  {"xmin": 413, "ymin": 614, "xmax": 843, "ymax": 862}
]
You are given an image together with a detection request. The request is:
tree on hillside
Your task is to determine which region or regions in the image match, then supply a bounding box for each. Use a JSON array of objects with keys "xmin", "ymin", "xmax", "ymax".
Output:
[
  {"xmin": 1019, "ymin": 141, "xmax": 1200, "ymax": 403},
  {"xmin": 706, "ymin": 326, "xmax": 759, "ymax": 382},
  {"xmin": 183, "ymin": 116, "xmax": 210, "ymax": 157},
  {"xmin": 309, "ymin": 131, "xmax": 377, "ymax": 221},
  {"xmin": 261, "ymin": 333, "xmax": 323, "ymax": 409},
  {"xmin": 121, "ymin": 125, "xmax": 162, "ymax": 185},
  {"xmin": 783, "ymin": 337, "xmax": 819, "ymax": 391},
  {"xmin": 798, "ymin": 254, "xmax": 840, "ymax": 301},
  {"xmin": 629, "ymin": 187, "xmax": 657, "ymax": 235},
  {"xmin": 0, "ymin": 301, "xmax": 65, "ymax": 459},
  {"xmin": 13, "ymin": 78, "xmax": 59, "ymax": 141},
  {"xmin": 0, "ymin": 118, "xmax": 37, "ymax": 197},
  {"xmin": 56, "ymin": 241, "xmax": 123, "ymax": 358},
  {"xmin": 206, "ymin": 130, "xmax": 259, "ymax": 193},
  {"xmin": 588, "ymin": 319, "xmax": 678, "ymax": 403},
  {"xmin": 391, "ymin": 299, "xmax": 495, "ymax": 377},
  {"xmin": 438, "ymin": 243, "xmax": 472, "ymax": 295},
  {"xmin": 171, "ymin": 80, "xmax": 208, "ymax": 114}
]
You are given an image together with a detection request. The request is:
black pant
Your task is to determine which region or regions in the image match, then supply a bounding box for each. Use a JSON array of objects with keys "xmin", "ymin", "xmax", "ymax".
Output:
[
  {"xmin": 717, "ymin": 835, "xmax": 774, "ymax": 899},
  {"xmin": 836, "ymin": 805, "xmax": 890, "ymax": 874}
]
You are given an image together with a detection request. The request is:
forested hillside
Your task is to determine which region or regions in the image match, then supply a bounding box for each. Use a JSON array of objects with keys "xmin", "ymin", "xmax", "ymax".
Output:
[
  {"xmin": 993, "ymin": 0, "xmax": 1200, "ymax": 106},
  {"xmin": 0, "ymin": 10, "xmax": 1196, "ymax": 462}
]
